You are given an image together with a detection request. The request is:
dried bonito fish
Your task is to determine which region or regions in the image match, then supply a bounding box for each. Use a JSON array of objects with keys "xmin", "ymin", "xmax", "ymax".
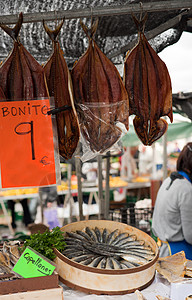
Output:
[
  {"xmin": 71, "ymin": 19, "xmax": 129, "ymax": 153},
  {"xmin": 43, "ymin": 20, "xmax": 80, "ymax": 160},
  {"xmin": 0, "ymin": 86, "xmax": 5, "ymax": 101},
  {"xmin": 155, "ymin": 251, "xmax": 187, "ymax": 282},
  {"xmin": 124, "ymin": 15, "xmax": 173, "ymax": 145},
  {"xmin": 0, "ymin": 12, "xmax": 48, "ymax": 100}
]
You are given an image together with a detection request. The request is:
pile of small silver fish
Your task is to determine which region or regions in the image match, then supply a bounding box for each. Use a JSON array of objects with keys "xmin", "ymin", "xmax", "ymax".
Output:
[
  {"xmin": 62, "ymin": 227, "xmax": 155, "ymax": 269},
  {"xmin": 0, "ymin": 241, "xmax": 21, "ymax": 280}
]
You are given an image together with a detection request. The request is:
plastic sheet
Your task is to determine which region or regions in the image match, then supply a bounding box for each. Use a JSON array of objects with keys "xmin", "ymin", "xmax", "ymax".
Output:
[
  {"xmin": 170, "ymin": 278, "xmax": 192, "ymax": 300},
  {"xmin": 76, "ymin": 101, "xmax": 128, "ymax": 162}
]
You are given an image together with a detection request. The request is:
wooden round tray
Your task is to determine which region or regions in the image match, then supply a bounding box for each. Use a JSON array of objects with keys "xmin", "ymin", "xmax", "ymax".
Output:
[{"xmin": 54, "ymin": 220, "xmax": 159, "ymax": 295}]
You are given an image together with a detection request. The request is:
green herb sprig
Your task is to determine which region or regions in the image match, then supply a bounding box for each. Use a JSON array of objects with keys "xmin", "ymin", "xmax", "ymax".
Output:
[{"xmin": 21, "ymin": 226, "xmax": 66, "ymax": 261}]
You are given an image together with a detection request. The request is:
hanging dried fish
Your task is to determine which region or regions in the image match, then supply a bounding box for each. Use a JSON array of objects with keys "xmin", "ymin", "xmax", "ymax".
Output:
[
  {"xmin": 0, "ymin": 86, "xmax": 5, "ymax": 101},
  {"xmin": 43, "ymin": 20, "xmax": 80, "ymax": 160},
  {"xmin": 124, "ymin": 15, "xmax": 173, "ymax": 145},
  {"xmin": 71, "ymin": 19, "xmax": 129, "ymax": 153},
  {"xmin": 0, "ymin": 12, "xmax": 48, "ymax": 100}
]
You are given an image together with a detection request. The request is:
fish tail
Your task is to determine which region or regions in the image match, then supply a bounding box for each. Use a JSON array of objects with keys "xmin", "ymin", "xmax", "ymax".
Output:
[
  {"xmin": 133, "ymin": 116, "xmax": 149, "ymax": 145},
  {"xmin": 0, "ymin": 12, "xmax": 23, "ymax": 41},
  {"xmin": 148, "ymin": 118, "xmax": 168, "ymax": 145},
  {"xmin": 167, "ymin": 107, "xmax": 173, "ymax": 123},
  {"xmin": 80, "ymin": 18, "xmax": 99, "ymax": 41},
  {"xmin": 43, "ymin": 19, "xmax": 64, "ymax": 42}
]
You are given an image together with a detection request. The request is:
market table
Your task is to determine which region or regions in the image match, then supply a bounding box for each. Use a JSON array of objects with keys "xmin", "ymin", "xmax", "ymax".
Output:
[
  {"xmin": 58, "ymin": 179, "xmax": 151, "ymax": 210},
  {"xmin": 57, "ymin": 182, "xmax": 144, "ymax": 222},
  {"xmin": 0, "ymin": 179, "xmax": 151, "ymax": 233}
]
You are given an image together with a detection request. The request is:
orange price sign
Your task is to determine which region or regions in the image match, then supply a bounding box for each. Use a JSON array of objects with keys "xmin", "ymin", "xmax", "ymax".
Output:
[{"xmin": 0, "ymin": 99, "xmax": 58, "ymax": 188}]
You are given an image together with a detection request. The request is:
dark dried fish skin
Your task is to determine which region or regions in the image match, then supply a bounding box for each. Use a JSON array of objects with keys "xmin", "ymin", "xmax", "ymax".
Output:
[
  {"xmin": 71, "ymin": 19, "xmax": 129, "ymax": 153},
  {"xmin": 63, "ymin": 227, "xmax": 155, "ymax": 269},
  {"xmin": 43, "ymin": 20, "xmax": 79, "ymax": 159},
  {"xmin": 102, "ymin": 228, "xmax": 108, "ymax": 243},
  {"xmin": 112, "ymin": 235, "xmax": 137, "ymax": 247},
  {"xmin": 63, "ymin": 250, "xmax": 89, "ymax": 259},
  {"xmin": 85, "ymin": 227, "xmax": 97, "ymax": 241},
  {"xmin": 63, "ymin": 244, "xmax": 85, "ymax": 251},
  {"xmin": 0, "ymin": 13, "xmax": 48, "ymax": 101},
  {"xmin": 100, "ymin": 257, "xmax": 107, "ymax": 269},
  {"xmin": 64, "ymin": 237, "xmax": 84, "ymax": 245},
  {"xmin": 76, "ymin": 230, "xmax": 92, "ymax": 241},
  {"xmin": 123, "ymin": 246, "xmax": 154, "ymax": 255},
  {"xmin": 81, "ymin": 255, "xmax": 99, "ymax": 266},
  {"xmin": 124, "ymin": 15, "xmax": 172, "ymax": 146},
  {"xmin": 122, "ymin": 253, "xmax": 149, "ymax": 265},
  {"xmin": 110, "ymin": 232, "xmax": 129, "ymax": 246},
  {"xmin": 106, "ymin": 257, "xmax": 114, "ymax": 269},
  {"xmin": 66, "ymin": 231, "xmax": 89, "ymax": 242},
  {"xmin": 94, "ymin": 227, "xmax": 102, "ymax": 243},
  {"xmin": 106, "ymin": 229, "xmax": 119, "ymax": 245},
  {"xmin": 73, "ymin": 254, "xmax": 94, "ymax": 263},
  {"xmin": 120, "ymin": 260, "xmax": 139, "ymax": 268},
  {"xmin": 124, "ymin": 250, "xmax": 154, "ymax": 260},
  {"xmin": 111, "ymin": 257, "xmax": 123, "ymax": 270},
  {"xmin": 88, "ymin": 256, "xmax": 104, "ymax": 268}
]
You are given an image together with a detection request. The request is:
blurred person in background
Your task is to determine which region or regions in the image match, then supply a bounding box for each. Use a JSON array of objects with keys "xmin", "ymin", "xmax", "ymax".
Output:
[
  {"xmin": 152, "ymin": 142, "xmax": 192, "ymax": 259},
  {"xmin": 138, "ymin": 145, "xmax": 153, "ymax": 175},
  {"xmin": 120, "ymin": 146, "xmax": 138, "ymax": 179},
  {"xmin": 8, "ymin": 198, "xmax": 33, "ymax": 229}
]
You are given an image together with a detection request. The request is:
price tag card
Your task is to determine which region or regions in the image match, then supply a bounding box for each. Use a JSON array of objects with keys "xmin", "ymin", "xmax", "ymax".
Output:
[
  {"xmin": 12, "ymin": 246, "xmax": 56, "ymax": 278},
  {"xmin": 0, "ymin": 99, "xmax": 58, "ymax": 188}
]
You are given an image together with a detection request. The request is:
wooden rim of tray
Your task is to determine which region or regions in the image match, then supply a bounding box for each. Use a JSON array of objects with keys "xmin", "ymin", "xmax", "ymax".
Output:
[{"xmin": 58, "ymin": 273, "xmax": 156, "ymax": 295}]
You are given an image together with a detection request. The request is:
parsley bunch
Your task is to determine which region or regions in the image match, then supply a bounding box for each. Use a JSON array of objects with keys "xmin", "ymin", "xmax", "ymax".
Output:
[{"xmin": 22, "ymin": 226, "xmax": 66, "ymax": 261}]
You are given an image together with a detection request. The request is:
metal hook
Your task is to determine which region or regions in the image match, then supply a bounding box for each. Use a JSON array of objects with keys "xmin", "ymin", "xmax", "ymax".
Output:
[
  {"xmin": 54, "ymin": 10, "xmax": 58, "ymax": 27},
  {"xmin": 90, "ymin": 7, "xmax": 93, "ymax": 28},
  {"xmin": 139, "ymin": 2, "xmax": 143, "ymax": 22}
]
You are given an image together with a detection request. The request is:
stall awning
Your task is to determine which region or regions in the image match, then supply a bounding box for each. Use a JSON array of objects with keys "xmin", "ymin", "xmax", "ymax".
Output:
[{"xmin": 121, "ymin": 121, "xmax": 192, "ymax": 147}]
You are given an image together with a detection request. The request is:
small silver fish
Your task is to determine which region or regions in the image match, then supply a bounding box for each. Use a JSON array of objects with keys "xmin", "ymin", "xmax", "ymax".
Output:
[
  {"xmin": 82, "ymin": 255, "xmax": 100, "ymax": 266},
  {"xmin": 120, "ymin": 259, "xmax": 139, "ymax": 268},
  {"xmin": 85, "ymin": 227, "xmax": 97, "ymax": 241},
  {"xmin": 94, "ymin": 227, "xmax": 103, "ymax": 243},
  {"xmin": 76, "ymin": 230, "xmax": 92, "ymax": 241},
  {"xmin": 64, "ymin": 226, "xmax": 155, "ymax": 269},
  {"xmin": 111, "ymin": 257, "xmax": 123, "ymax": 269},
  {"xmin": 106, "ymin": 229, "xmax": 119, "ymax": 244},
  {"xmin": 111, "ymin": 233, "xmax": 129, "ymax": 246},
  {"xmin": 100, "ymin": 256, "xmax": 107, "ymax": 269},
  {"xmin": 88, "ymin": 256, "xmax": 104, "ymax": 268},
  {"xmin": 102, "ymin": 228, "xmax": 109, "ymax": 243},
  {"xmin": 73, "ymin": 254, "xmax": 94, "ymax": 263},
  {"xmin": 122, "ymin": 254, "xmax": 149, "ymax": 265}
]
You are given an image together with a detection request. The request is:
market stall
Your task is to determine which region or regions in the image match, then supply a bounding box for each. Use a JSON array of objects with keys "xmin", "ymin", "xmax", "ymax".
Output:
[{"xmin": 0, "ymin": 0, "xmax": 192, "ymax": 299}]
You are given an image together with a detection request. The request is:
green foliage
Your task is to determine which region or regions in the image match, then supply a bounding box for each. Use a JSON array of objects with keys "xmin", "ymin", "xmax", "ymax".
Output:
[{"xmin": 21, "ymin": 226, "xmax": 66, "ymax": 261}]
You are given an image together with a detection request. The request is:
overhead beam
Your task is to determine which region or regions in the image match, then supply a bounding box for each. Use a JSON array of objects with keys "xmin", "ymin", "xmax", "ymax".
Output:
[
  {"xmin": 108, "ymin": 9, "xmax": 190, "ymax": 58},
  {"xmin": 0, "ymin": 0, "xmax": 192, "ymax": 25}
]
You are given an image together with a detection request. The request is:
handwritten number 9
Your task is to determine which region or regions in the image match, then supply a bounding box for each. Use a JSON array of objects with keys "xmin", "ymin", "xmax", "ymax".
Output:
[{"xmin": 15, "ymin": 121, "xmax": 35, "ymax": 160}]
